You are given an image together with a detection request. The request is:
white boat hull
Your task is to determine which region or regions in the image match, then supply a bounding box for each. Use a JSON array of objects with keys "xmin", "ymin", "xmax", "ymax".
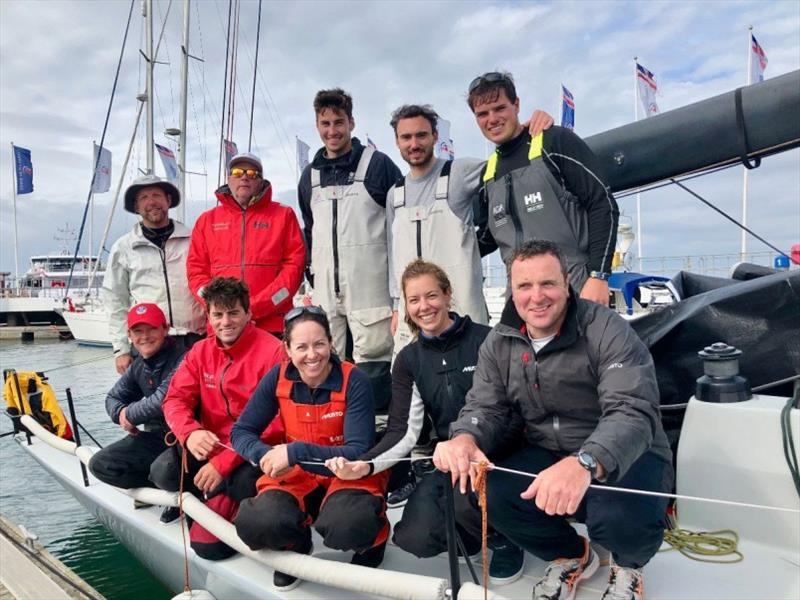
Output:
[{"xmin": 60, "ymin": 309, "xmax": 111, "ymax": 347}]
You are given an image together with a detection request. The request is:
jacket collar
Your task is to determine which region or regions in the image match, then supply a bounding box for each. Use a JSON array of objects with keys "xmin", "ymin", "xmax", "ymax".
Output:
[
  {"xmin": 283, "ymin": 353, "xmax": 344, "ymax": 392},
  {"xmin": 418, "ymin": 313, "xmax": 471, "ymax": 352},
  {"xmin": 311, "ymin": 137, "xmax": 365, "ymax": 171},
  {"xmin": 214, "ymin": 322, "xmax": 259, "ymax": 358},
  {"xmin": 497, "ymin": 289, "xmax": 582, "ymax": 355},
  {"xmin": 141, "ymin": 336, "xmax": 178, "ymax": 369},
  {"xmin": 214, "ymin": 179, "xmax": 273, "ymax": 211},
  {"xmin": 131, "ymin": 220, "xmax": 191, "ymax": 245}
]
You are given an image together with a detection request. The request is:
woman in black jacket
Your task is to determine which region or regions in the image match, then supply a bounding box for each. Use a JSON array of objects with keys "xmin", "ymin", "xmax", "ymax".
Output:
[{"xmin": 327, "ymin": 259, "xmax": 524, "ymax": 585}]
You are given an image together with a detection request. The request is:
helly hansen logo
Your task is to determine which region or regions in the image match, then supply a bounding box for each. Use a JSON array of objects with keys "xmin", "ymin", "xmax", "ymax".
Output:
[
  {"xmin": 321, "ymin": 410, "xmax": 344, "ymax": 420},
  {"xmin": 252, "ymin": 221, "xmax": 270, "ymax": 230},
  {"xmin": 462, "ymin": 365, "xmax": 476, "ymax": 373},
  {"xmin": 524, "ymin": 192, "xmax": 543, "ymax": 212}
]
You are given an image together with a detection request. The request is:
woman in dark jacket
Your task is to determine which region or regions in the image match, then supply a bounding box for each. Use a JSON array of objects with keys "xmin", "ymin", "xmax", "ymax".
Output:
[{"xmin": 327, "ymin": 259, "xmax": 524, "ymax": 585}]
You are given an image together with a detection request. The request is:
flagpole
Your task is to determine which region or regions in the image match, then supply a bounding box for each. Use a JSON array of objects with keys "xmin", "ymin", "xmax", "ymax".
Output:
[
  {"xmin": 10, "ymin": 142, "xmax": 19, "ymax": 285},
  {"xmin": 89, "ymin": 141, "xmax": 95, "ymax": 268},
  {"xmin": 294, "ymin": 136, "xmax": 299, "ymax": 184},
  {"xmin": 634, "ymin": 57, "xmax": 643, "ymax": 272},
  {"xmin": 740, "ymin": 26, "xmax": 753, "ymax": 262}
]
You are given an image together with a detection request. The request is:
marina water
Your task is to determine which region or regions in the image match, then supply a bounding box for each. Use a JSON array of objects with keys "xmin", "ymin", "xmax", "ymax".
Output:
[{"xmin": 0, "ymin": 338, "xmax": 171, "ymax": 599}]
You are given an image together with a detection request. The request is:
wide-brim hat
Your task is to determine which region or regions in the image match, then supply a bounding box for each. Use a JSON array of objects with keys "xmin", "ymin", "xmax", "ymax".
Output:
[
  {"xmin": 124, "ymin": 174, "xmax": 181, "ymax": 214},
  {"xmin": 227, "ymin": 152, "xmax": 263, "ymax": 173}
]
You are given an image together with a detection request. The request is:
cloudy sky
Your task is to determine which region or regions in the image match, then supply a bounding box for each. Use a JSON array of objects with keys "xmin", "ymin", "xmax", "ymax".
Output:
[{"xmin": 1, "ymin": 0, "xmax": 798, "ymax": 280}]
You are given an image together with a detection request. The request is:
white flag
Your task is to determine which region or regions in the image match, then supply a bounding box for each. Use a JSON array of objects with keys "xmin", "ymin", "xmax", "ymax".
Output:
[
  {"xmin": 296, "ymin": 137, "xmax": 310, "ymax": 173},
  {"xmin": 749, "ymin": 34, "xmax": 768, "ymax": 84},
  {"xmin": 636, "ymin": 63, "xmax": 659, "ymax": 118},
  {"xmin": 92, "ymin": 143, "xmax": 112, "ymax": 193},
  {"xmin": 155, "ymin": 143, "xmax": 180, "ymax": 185},
  {"xmin": 435, "ymin": 118, "xmax": 455, "ymax": 160}
]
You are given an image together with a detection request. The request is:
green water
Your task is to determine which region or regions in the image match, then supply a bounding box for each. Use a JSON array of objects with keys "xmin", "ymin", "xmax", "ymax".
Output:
[{"xmin": 0, "ymin": 338, "xmax": 171, "ymax": 599}]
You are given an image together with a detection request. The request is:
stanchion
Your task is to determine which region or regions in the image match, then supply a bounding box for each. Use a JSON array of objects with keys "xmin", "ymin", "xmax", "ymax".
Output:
[
  {"xmin": 441, "ymin": 471, "xmax": 461, "ymax": 600},
  {"xmin": 65, "ymin": 388, "xmax": 90, "ymax": 487}
]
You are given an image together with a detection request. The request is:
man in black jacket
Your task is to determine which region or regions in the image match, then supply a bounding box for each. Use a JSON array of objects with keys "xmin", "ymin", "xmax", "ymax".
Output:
[
  {"xmin": 469, "ymin": 71, "xmax": 619, "ymax": 306},
  {"xmin": 89, "ymin": 303, "xmax": 185, "ymax": 512}
]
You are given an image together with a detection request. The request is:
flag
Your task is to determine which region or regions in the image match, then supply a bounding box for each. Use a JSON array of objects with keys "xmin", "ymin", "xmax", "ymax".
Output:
[
  {"xmin": 155, "ymin": 143, "xmax": 180, "ymax": 184},
  {"xmin": 366, "ymin": 136, "xmax": 377, "ymax": 151},
  {"xmin": 224, "ymin": 139, "xmax": 238, "ymax": 166},
  {"xmin": 636, "ymin": 63, "xmax": 659, "ymax": 118},
  {"xmin": 435, "ymin": 118, "xmax": 455, "ymax": 160},
  {"xmin": 296, "ymin": 137, "xmax": 310, "ymax": 172},
  {"xmin": 750, "ymin": 33, "xmax": 768, "ymax": 83},
  {"xmin": 561, "ymin": 85, "xmax": 575, "ymax": 130},
  {"xmin": 13, "ymin": 145, "xmax": 33, "ymax": 194},
  {"xmin": 91, "ymin": 143, "xmax": 112, "ymax": 193}
]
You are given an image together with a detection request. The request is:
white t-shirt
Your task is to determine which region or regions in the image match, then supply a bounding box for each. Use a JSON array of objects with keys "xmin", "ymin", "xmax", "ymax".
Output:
[{"xmin": 529, "ymin": 333, "xmax": 556, "ymax": 354}]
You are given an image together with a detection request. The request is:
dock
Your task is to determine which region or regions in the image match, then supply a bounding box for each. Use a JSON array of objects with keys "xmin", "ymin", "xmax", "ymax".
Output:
[
  {"xmin": 0, "ymin": 514, "xmax": 104, "ymax": 600},
  {"xmin": 0, "ymin": 326, "xmax": 72, "ymax": 342}
]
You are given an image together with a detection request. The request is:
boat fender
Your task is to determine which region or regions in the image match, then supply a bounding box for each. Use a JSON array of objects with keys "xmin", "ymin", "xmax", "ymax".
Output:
[{"xmin": 171, "ymin": 591, "xmax": 216, "ymax": 600}]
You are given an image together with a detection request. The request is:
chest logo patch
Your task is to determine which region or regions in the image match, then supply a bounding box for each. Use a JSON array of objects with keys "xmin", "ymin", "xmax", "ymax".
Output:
[
  {"xmin": 524, "ymin": 191, "xmax": 544, "ymax": 213},
  {"xmin": 211, "ymin": 222, "xmax": 230, "ymax": 231},
  {"xmin": 492, "ymin": 204, "xmax": 508, "ymax": 227}
]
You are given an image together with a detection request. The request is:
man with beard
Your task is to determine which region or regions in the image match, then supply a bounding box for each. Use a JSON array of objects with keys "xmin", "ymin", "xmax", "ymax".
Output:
[{"xmin": 103, "ymin": 175, "xmax": 205, "ymax": 374}]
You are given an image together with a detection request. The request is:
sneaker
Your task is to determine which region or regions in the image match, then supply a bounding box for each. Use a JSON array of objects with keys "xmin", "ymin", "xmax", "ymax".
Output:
[
  {"xmin": 489, "ymin": 539, "xmax": 524, "ymax": 586},
  {"xmin": 532, "ymin": 537, "xmax": 599, "ymax": 600},
  {"xmin": 387, "ymin": 481, "xmax": 416, "ymax": 508},
  {"xmin": 600, "ymin": 565, "xmax": 644, "ymax": 600},
  {"xmin": 273, "ymin": 570, "xmax": 300, "ymax": 592},
  {"xmin": 159, "ymin": 506, "xmax": 181, "ymax": 524},
  {"xmin": 351, "ymin": 541, "xmax": 386, "ymax": 568}
]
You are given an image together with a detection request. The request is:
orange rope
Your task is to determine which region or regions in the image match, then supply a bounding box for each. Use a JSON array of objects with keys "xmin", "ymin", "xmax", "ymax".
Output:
[
  {"xmin": 166, "ymin": 432, "xmax": 192, "ymax": 594},
  {"xmin": 474, "ymin": 461, "xmax": 490, "ymax": 600}
]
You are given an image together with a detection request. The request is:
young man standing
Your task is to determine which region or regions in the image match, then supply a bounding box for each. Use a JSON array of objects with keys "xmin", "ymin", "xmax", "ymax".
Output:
[
  {"xmin": 469, "ymin": 72, "xmax": 619, "ymax": 306},
  {"xmin": 187, "ymin": 153, "xmax": 305, "ymax": 338},
  {"xmin": 154, "ymin": 277, "xmax": 286, "ymax": 560},
  {"xmin": 298, "ymin": 88, "xmax": 402, "ymax": 412}
]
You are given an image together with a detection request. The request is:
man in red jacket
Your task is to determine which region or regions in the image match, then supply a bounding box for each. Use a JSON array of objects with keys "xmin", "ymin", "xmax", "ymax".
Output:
[
  {"xmin": 187, "ymin": 152, "xmax": 305, "ymax": 337},
  {"xmin": 152, "ymin": 277, "xmax": 285, "ymax": 560}
]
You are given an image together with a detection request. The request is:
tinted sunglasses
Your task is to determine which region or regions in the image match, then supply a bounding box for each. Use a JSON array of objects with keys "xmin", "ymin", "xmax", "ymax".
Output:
[
  {"xmin": 284, "ymin": 305, "xmax": 327, "ymax": 324},
  {"xmin": 229, "ymin": 167, "xmax": 261, "ymax": 179},
  {"xmin": 468, "ymin": 72, "xmax": 510, "ymax": 94}
]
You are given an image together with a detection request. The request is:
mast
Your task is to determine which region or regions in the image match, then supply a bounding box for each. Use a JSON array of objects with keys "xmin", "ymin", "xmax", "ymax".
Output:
[
  {"xmin": 633, "ymin": 56, "xmax": 643, "ymax": 271},
  {"xmin": 740, "ymin": 25, "xmax": 754, "ymax": 262},
  {"xmin": 10, "ymin": 142, "xmax": 19, "ymax": 284},
  {"xmin": 177, "ymin": 0, "xmax": 190, "ymax": 222},
  {"xmin": 144, "ymin": 0, "xmax": 155, "ymax": 174}
]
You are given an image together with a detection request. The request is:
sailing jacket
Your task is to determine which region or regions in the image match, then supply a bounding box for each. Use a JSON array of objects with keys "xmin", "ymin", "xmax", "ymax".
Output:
[
  {"xmin": 186, "ymin": 182, "xmax": 305, "ymax": 334},
  {"xmin": 450, "ymin": 293, "xmax": 672, "ymax": 483},
  {"xmin": 359, "ymin": 314, "xmax": 492, "ymax": 474},
  {"xmin": 103, "ymin": 221, "xmax": 205, "ymax": 355},
  {"xmin": 104, "ymin": 337, "xmax": 185, "ymax": 433},
  {"xmin": 298, "ymin": 138, "xmax": 401, "ymax": 309},
  {"xmin": 163, "ymin": 323, "xmax": 286, "ymax": 478},
  {"xmin": 478, "ymin": 127, "xmax": 619, "ymax": 293},
  {"xmin": 232, "ymin": 355, "xmax": 375, "ymax": 477}
]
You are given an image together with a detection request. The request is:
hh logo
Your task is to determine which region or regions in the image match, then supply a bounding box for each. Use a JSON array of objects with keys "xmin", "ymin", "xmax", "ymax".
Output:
[{"xmin": 524, "ymin": 191, "xmax": 543, "ymax": 212}]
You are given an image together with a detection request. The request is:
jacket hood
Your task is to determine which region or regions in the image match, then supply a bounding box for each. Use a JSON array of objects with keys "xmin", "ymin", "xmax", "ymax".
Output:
[
  {"xmin": 214, "ymin": 179, "xmax": 273, "ymax": 210},
  {"xmin": 310, "ymin": 137, "xmax": 365, "ymax": 171}
]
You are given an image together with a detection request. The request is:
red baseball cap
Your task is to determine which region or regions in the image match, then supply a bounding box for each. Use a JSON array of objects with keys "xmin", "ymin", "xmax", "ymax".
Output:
[{"xmin": 127, "ymin": 303, "xmax": 167, "ymax": 329}]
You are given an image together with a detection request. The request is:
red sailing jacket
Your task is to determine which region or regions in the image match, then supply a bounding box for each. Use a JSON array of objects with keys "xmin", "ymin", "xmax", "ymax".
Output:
[
  {"xmin": 163, "ymin": 323, "xmax": 286, "ymax": 477},
  {"xmin": 186, "ymin": 182, "xmax": 305, "ymax": 333}
]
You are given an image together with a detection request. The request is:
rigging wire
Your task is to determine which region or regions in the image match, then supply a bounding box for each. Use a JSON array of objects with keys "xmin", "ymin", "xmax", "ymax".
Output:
[
  {"xmin": 248, "ymin": 0, "xmax": 262, "ymax": 152},
  {"xmin": 65, "ymin": 0, "xmax": 137, "ymax": 294},
  {"xmin": 216, "ymin": 0, "xmax": 234, "ymax": 188}
]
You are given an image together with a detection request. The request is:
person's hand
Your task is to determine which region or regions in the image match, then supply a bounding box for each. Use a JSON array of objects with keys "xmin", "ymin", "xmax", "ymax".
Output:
[
  {"xmin": 186, "ymin": 430, "xmax": 220, "ymax": 461},
  {"xmin": 580, "ymin": 278, "xmax": 610, "ymax": 307},
  {"xmin": 119, "ymin": 407, "xmax": 138, "ymax": 436},
  {"xmin": 433, "ymin": 434, "xmax": 489, "ymax": 494},
  {"xmin": 390, "ymin": 310, "xmax": 399, "ymax": 337},
  {"xmin": 259, "ymin": 444, "xmax": 291, "ymax": 478},
  {"xmin": 520, "ymin": 456, "xmax": 591, "ymax": 515},
  {"xmin": 194, "ymin": 462, "xmax": 224, "ymax": 494},
  {"xmin": 326, "ymin": 457, "xmax": 370, "ymax": 480},
  {"xmin": 524, "ymin": 110, "xmax": 555, "ymax": 137},
  {"xmin": 115, "ymin": 353, "xmax": 133, "ymax": 375}
]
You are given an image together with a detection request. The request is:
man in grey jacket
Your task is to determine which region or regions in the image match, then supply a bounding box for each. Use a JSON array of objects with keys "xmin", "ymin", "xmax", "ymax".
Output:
[
  {"xmin": 103, "ymin": 175, "xmax": 205, "ymax": 374},
  {"xmin": 434, "ymin": 240, "xmax": 672, "ymax": 600}
]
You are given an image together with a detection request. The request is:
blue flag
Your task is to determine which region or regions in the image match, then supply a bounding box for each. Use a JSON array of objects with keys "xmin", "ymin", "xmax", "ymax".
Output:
[
  {"xmin": 13, "ymin": 145, "xmax": 33, "ymax": 194},
  {"xmin": 561, "ymin": 85, "xmax": 575, "ymax": 130}
]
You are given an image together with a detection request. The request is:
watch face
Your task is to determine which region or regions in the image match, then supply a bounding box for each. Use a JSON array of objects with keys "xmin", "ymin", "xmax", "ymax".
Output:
[{"xmin": 578, "ymin": 452, "xmax": 597, "ymax": 472}]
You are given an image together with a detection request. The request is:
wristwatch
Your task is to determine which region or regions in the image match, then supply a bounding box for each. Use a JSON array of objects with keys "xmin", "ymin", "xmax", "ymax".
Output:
[
  {"xmin": 576, "ymin": 451, "xmax": 598, "ymax": 479},
  {"xmin": 589, "ymin": 270, "xmax": 610, "ymax": 281}
]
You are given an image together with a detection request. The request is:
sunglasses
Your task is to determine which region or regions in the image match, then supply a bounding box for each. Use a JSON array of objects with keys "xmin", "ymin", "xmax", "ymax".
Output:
[
  {"xmin": 468, "ymin": 72, "xmax": 511, "ymax": 94},
  {"xmin": 229, "ymin": 167, "xmax": 261, "ymax": 179},
  {"xmin": 284, "ymin": 305, "xmax": 327, "ymax": 324}
]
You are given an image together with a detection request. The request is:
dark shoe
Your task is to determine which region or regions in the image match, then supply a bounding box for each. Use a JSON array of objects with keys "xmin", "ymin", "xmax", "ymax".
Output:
[
  {"xmin": 387, "ymin": 480, "xmax": 416, "ymax": 508},
  {"xmin": 133, "ymin": 499, "xmax": 152, "ymax": 509},
  {"xmin": 159, "ymin": 506, "xmax": 181, "ymax": 524},
  {"xmin": 351, "ymin": 541, "xmax": 386, "ymax": 568},
  {"xmin": 273, "ymin": 570, "xmax": 300, "ymax": 591},
  {"xmin": 489, "ymin": 536, "xmax": 524, "ymax": 585}
]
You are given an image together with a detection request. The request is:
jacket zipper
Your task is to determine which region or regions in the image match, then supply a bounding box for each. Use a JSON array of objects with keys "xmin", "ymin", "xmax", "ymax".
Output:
[
  {"xmin": 505, "ymin": 174, "xmax": 523, "ymax": 249},
  {"xmin": 332, "ymin": 192, "xmax": 340, "ymax": 297},
  {"xmin": 240, "ymin": 206, "xmax": 247, "ymax": 281},
  {"xmin": 416, "ymin": 221, "xmax": 422, "ymax": 258},
  {"xmin": 158, "ymin": 245, "xmax": 174, "ymax": 326},
  {"xmin": 218, "ymin": 356, "xmax": 235, "ymax": 421}
]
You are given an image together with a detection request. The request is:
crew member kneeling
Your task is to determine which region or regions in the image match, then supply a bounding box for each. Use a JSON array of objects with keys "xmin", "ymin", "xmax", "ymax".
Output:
[{"xmin": 232, "ymin": 306, "xmax": 389, "ymax": 591}]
